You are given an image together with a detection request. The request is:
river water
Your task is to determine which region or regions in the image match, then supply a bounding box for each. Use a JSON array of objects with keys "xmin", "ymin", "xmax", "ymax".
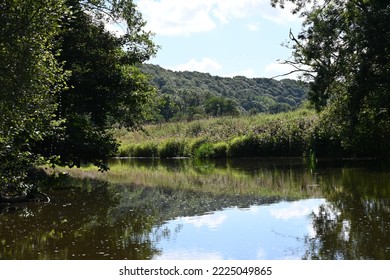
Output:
[{"xmin": 1, "ymin": 158, "xmax": 389, "ymax": 259}]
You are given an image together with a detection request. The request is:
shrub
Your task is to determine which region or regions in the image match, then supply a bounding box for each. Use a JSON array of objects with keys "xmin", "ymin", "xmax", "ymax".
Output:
[
  {"xmin": 212, "ymin": 142, "xmax": 228, "ymax": 158},
  {"xmin": 228, "ymin": 134, "xmax": 261, "ymax": 157},
  {"xmin": 131, "ymin": 142, "xmax": 159, "ymax": 157},
  {"xmin": 118, "ymin": 142, "xmax": 158, "ymax": 157},
  {"xmin": 118, "ymin": 144, "xmax": 133, "ymax": 157},
  {"xmin": 115, "ymin": 109, "xmax": 323, "ymax": 158},
  {"xmin": 194, "ymin": 143, "xmax": 215, "ymax": 159},
  {"xmin": 159, "ymin": 139, "xmax": 187, "ymax": 158},
  {"xmin": 186, "ymin": 137, "xmax": 209, "ymax": 157},
  {"xmin": 256, "ymin": 133, "xmax": 274, "ymax": 156}
]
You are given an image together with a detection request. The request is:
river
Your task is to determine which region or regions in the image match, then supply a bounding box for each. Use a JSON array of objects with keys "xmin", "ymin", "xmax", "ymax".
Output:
[{"xmin": 1, "ymin": 158, "xmax": 389, "ymax": 259}]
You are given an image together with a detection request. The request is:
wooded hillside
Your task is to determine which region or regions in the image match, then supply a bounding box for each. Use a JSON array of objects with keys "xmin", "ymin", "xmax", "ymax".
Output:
[{"xmin": 141, "ymin": 64, "xmax": 309, "ymax": 121}]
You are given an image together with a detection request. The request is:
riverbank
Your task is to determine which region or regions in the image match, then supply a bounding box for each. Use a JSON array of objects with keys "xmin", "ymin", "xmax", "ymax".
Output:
[{"xmin": 114, "ymin": 109, "xmax": 333, "ymax": 159}]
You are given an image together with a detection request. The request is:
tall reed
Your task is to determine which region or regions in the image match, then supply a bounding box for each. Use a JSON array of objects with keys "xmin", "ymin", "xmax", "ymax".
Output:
[{"xmin": 115, "ymin": 109, "xmax": 319, "ymax": 159}]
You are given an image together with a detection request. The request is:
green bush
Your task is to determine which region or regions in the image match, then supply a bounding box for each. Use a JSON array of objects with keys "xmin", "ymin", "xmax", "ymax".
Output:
[
  {"xmin": 131, "ymin": 143, "xmax": 159, "ymax": 157},
  {"xmin": 186, "ymin": 137, "xmax": 209, "ymax": 156},
  {"xmin": 118, "ymin": 144, "xmax": 133, "ymax": 157},
  {"xmin": 115, "ymin": 109, "xmax": 326, "ymax": 158},
  {"xmin": 194, "ymin": 143, "xmax": 215, "ymax": 159},
  {"xmin": 118, "ymin": 142, "xmax": 159, "ymax": 157},
  {"xmin": 212, "ymin": 142, "xmax": 228, "ymax": 158},
  {"xmin": 159, "ymin": 139, "xmax": 187, "ymax": 158},
  {"xmin": 228, "ymin": 134, "xmax": 264, "ymax": 157},
  {"xmin": 256, "ymin": 133, "xmax": 274, "ymax": 156}
]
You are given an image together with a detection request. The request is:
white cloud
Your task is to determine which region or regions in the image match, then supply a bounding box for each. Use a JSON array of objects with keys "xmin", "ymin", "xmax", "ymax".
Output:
[
  {"xmin": 214, "ymin": 0, "xmax": 301, "ymax": 26},
  {"xmin": 179, "ymin": 212, "xmax": 227, "ymax": 230},
  {"xmin": 137, "ymin": 0, "xmax": 216, "ymax": 35},
  {"xmin": 211, "ymin": 0, "xmax": 263, "ymax": 23},
  {"xmin": 247, "ymin": 22, "xmax": 261, "ymax": 31},
  {"xmin": 168, "ymin": 57, "xmax": 223, "ymax": 74},
  {"xmin": 270, "ymin": 199, "xmax": 325, "ymax": 220},
  {"xmin": 168, "ymin": 60, "xmax": 261, "ymax": 78},
  {"xmin": 153, "ymin": 249, "xmax": 223, "ymax": 260},
  {"xmin": 270, "ymin": 203, "xmax": 311, "ymax": 220},
  {"xmin": 137, "ymin": 0, "xmax": 301, "ymax": 36}
]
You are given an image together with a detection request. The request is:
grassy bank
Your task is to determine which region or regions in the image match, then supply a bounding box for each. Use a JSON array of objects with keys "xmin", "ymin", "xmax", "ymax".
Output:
[{"xmin": 114, "ymin": 109, "xmax": 322, "ymax": 159}]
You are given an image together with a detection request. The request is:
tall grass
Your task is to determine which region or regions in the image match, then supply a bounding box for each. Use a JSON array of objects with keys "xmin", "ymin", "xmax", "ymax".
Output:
[{"xmin": 115, "ymin": 109, "xmax": 319, "ymax": 159}]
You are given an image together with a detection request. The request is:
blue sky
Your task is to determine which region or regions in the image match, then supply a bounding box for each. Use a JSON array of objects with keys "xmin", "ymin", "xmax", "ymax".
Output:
[{"xmin": 131, "ymin": 0, "xmax": 304, "ymax": 79}]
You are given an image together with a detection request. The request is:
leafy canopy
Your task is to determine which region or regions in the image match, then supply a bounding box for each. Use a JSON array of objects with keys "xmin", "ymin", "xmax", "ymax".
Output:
[
  {"xmin": 0, "ymin": 0, "xmax": 69, "ymax": 195},
  {"xmin": 34, "ymin": 0, "xmax": 157, "ymax": 170},
  {"xmin": 1, "ymin": 0, "xmax": 157, "ymax": 196},
  {"xmin": 272, "ymin": 0, "xmax": 390, "ymax": 156},
  {"xmin": 141, "ymin": 64, "xmax": 308, "ymax": 121}
]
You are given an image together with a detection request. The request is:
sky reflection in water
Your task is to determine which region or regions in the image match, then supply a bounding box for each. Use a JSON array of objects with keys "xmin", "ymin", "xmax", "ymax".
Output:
[
  {"xmin": 1, "ymin": 158, "xmax": 389, "ymax": 260},
  {"xmin": 153, "ymin": 199, "xmax": 326, "ymax": 260}
]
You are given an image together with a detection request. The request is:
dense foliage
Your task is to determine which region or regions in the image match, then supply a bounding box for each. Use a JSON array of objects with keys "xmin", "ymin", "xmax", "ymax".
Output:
[
  {"xmin": 272, "ymin": 0, "xmax": 390, "ymax": 156},
  {"xmin": 1, "ymin": 0, "xmax": 157, "ymax": 198},
  {"xmin": 0, "ymin": 0, "xmax": 69, "ymax": 197},
  {"xmin": 34, "ymin": 0, "xmax": 157, "ymax": 170},
  {"xmin": 115, "ymin": 109, "xmax": 319, "ymax": 159},
  {"xmin": 2, "ymin": 0, "xmax": 388, "ymax": 201},
  {"xmin": 141, "ymin": 64, "xmax": 308, "ymax": 121}
]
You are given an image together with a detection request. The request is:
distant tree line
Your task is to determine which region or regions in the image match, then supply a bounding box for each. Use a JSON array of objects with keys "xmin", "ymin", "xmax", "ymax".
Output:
[{"xmin": 141, "ymin": 64, "xmax": 309, "ymax": 121}]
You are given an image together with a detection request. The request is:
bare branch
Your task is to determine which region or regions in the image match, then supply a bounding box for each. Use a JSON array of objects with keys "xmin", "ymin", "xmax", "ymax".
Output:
[{"xmin": 268, "ymin": 69, "xmax": 303, "ymax": 80}]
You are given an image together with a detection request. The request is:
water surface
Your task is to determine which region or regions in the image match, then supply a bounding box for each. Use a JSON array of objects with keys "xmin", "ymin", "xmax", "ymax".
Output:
[{"xmin": 1, "ymin": 158, "xmax": 389, "ymax": 259}]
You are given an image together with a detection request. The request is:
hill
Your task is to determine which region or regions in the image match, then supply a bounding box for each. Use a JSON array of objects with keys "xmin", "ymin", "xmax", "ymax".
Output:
[{"xmin": 141, "ymin": 64, "xmax": 309, "ymax": 121}]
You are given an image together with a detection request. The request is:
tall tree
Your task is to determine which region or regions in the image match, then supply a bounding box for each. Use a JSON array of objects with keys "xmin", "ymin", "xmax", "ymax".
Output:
[
  {"xmin": 35, "ymin": 0, "xmax": 157, "ymax": 170},
  {"xmin": 204, "ymin": 96, "xmax": 240, "ymax": 117},
  {"xmin": 0, "ymin": 0, "xmax": 68, "ymax": 198},
  {"xmin": 271, "ymin": 0, "xmax": 390, "ymax": 156},
  {"xmin": 1, "ymin": 0, "xmax": 157, "ymax": 199}
]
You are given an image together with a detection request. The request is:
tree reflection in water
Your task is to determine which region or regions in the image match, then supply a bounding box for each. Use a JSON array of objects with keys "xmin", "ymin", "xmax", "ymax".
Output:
[
  {"xmin": 304, "ymin": 165, "xmax": 390, "ymax": 259},
  {"xmin": 0, "ymin": 174, "xmax": 280, "ymax": 260},
  {"xmin": 1, "ymin": 158, "xmax": 389, "ymax": 260},
  {"xmin": 0, "ymin": 179, "xmax": 161, "ymax": 260}
]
